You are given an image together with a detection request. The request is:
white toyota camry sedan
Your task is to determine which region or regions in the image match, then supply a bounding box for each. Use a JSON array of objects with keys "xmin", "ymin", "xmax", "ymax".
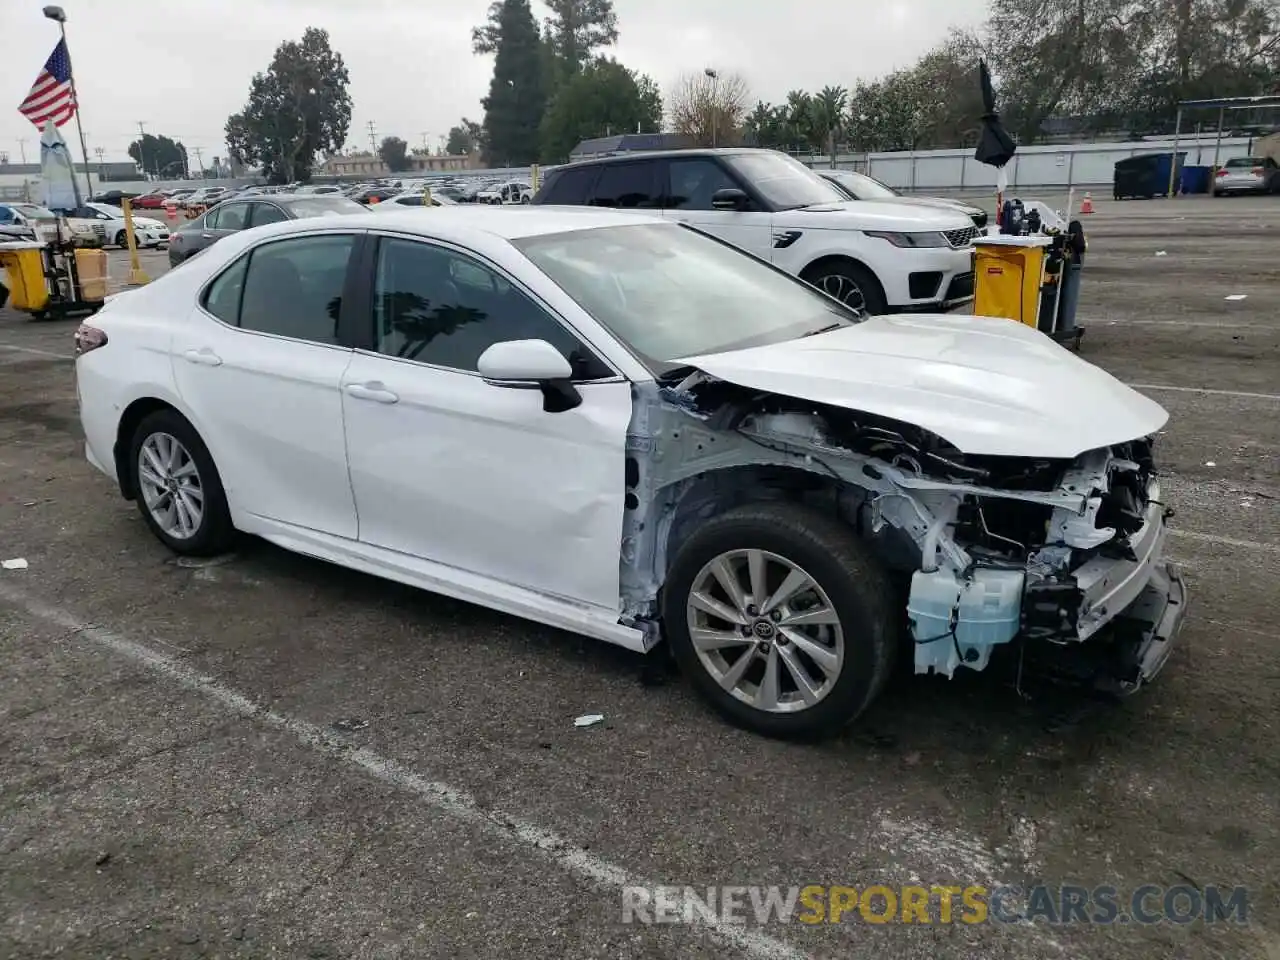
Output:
[{"xmin": 74, "ymin": 207, "xmax": 1187, "ymax": 737}]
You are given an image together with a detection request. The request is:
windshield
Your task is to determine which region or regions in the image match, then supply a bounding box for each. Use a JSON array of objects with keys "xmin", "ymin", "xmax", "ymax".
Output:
[
  {"xmin": 724, "ymin": 152, "xmax": 848, "ymax": 209},
  {"xmin": 514, "ymin": 222, "xmax": 857, "ymax": 371},
  {"xmin": 1225, "ymin": 157, "xmax": 1260, "ymax": 169},
  {"xmin": 13, "ymin": 204, "xmax": 56, "ymax": 219},
  {"xmin": 827, "ymin": 170, "xmax": 899, "ymax": 200},
  {"xmin": 287, "ymin": 196, "xmax": 366, "ymax": 217}
]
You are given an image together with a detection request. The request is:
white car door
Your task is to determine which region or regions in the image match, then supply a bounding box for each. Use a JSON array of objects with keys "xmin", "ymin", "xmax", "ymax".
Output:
[
  {"xmin": 661, "ymin": 156, "xmax": 775, "ymax": 262},
  {"xmin": 339, "ymin": 234, "xmax": 632, "ymax": 610},
  {"xmin": 171, "ymin": 232, "xmax": 361, "ymax": 538}
]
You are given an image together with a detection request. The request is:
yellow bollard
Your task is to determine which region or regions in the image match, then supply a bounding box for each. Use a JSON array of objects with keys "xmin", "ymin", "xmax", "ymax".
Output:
[
  {"xmin": 530, "ymin": 164, "xmax": 539, "ymax": 194},
  {"xmin": 120, "ymin": 198, "xmax": 150, "ymax": 286}
]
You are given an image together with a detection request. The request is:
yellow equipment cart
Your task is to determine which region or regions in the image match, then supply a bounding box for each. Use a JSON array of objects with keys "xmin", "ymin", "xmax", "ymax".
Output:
[
  {"xmin": 0, "ymin": 238, "xmax": 107, "ymax": 321},
  {"xmin": 971, "ymin": 231, "xmax": 1086, "ymax": 349}
]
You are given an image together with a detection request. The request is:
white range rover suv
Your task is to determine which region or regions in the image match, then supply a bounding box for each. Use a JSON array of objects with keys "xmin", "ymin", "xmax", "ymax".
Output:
[{"xmin": 532, "ymin": 148, "xmax": 978, "ymax": 315}]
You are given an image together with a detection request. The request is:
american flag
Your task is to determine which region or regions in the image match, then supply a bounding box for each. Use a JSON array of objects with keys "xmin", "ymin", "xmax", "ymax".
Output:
[{"xmin": 18, "ymin": 39, "xmax": 76, "ymax": 128}]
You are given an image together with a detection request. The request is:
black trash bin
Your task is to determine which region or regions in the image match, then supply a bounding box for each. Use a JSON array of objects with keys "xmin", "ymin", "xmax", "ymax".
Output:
[{"xmin": 1114, "ymin": 152, "xmax": 1186, "ymax": 200}]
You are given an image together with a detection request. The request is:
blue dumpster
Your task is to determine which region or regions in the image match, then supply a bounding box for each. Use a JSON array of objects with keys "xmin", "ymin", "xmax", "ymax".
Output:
[{"xmin": 1179, "ymin": 165, "xmax": 1211, "ymax": 194}]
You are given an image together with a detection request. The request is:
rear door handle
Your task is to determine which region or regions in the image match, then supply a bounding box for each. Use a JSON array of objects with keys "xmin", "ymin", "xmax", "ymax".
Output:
[
  {"xmin": 344, "ymin": 382, "xmax": 399, "ymax": 404},
  {"xmin": 183, "ymin": 348, "xmax": 222, "ymax": 366},
  {"xmin": 200, "ymin": 233, "xmax": 213, "ymax": 239}
]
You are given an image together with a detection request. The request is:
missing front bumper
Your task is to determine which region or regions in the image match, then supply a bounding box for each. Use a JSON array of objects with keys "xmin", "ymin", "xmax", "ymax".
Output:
[{"xmin": 1100, "ymin": 559, "xmax": 1187, "ymax": 694}]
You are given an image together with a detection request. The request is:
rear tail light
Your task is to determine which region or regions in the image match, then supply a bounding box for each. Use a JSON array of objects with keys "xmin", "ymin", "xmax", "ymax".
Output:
[
  {"xmin": 1253, "ymin": 167, "xmax": 1265, "ymax": 176},
  {"xmin": 74, "ymin": 322, "xmax": 107, "ymax": 356},
  {"xmin": 1217, "ymin": 168, "xmax": 1229, "ymax": 177}
]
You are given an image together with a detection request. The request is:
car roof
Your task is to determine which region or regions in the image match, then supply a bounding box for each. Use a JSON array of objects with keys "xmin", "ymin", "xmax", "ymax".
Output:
[
  {"xmin": 245, "ymin": 205, "xmax": 665, "ymax": 241},
  {"xmin": 548, "ymin": 147, "xmax": 768, "ymax": 171}
]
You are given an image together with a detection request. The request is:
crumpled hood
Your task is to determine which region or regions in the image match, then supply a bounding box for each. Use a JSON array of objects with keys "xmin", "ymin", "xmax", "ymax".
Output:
[
  {"xmin": 679, "ymin": 314, "xmax": 1169, "ymax": 459},
  {"xmin": 785, "ymin": 199, "xmax": 973, "ymax": 232}
]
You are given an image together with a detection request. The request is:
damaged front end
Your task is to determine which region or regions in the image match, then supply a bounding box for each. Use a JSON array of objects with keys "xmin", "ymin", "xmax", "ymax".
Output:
[{"xmin": 620, "ymin": 374, "xmax": 1186, "ymax": 695}]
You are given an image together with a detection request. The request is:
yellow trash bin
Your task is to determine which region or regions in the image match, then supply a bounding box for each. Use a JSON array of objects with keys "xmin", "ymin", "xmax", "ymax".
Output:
[
  {"xmin": 74, "ymin": 248, "xmax": 109, "ymax": 302},
  {"xmin": 0, "ymin": 241, "xmax": 50, "ymax": 312},
  {"xmin": 971, "ymin": 234, "xmax": 1052, "ymax": 328}
]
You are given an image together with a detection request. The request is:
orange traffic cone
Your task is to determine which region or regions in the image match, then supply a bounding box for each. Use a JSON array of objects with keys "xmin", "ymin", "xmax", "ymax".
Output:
[{"xmin": 1080, "ymin": 192, "xmax": 1095, "ymax": 214}]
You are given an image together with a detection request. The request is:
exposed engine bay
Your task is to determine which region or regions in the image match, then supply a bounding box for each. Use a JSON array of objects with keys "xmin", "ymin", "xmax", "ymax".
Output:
[{"xmin": 620, "ymin": 374, "xmax": 1185, "ymax": 693}]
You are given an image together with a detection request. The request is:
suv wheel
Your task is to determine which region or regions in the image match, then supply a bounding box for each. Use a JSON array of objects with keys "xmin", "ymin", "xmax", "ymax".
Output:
[
  {"xmin": 802, "ymin": 260, "xmax": 887, "ymax": 315},
  {"xmin": 662, "ymin": 502, "xmax": 896, "ymax": 738}
]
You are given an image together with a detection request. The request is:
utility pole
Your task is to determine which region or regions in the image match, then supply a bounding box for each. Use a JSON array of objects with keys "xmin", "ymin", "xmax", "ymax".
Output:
[
  {"xmin": 17, "ymin": 139, "xmax": 28, "ymax": 166},
  {"xmin": 420, "ymin": 131, "xmax": 430, "ymax": 152},
  {"xmin": 366, "ymin": 121, "xmax": 378, "ymax": 155},
  {"xmin": 94, "ymin": 146, "xmax": 104, "ymax": 179},
  {"xmin": 194, "ymin": 146, "xmax": 205, "ymax": 178},
  {"xmin": 136, "ymin": 120, "xmax": 148, "ymax": 178}
]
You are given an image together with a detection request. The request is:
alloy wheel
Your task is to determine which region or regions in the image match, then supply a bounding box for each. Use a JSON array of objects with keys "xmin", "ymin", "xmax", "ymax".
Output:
[
  {"xmin": 685, "ymin": 549, "xmax": 845, "ymax": 713},
  {"xmin": 813, "ymin": 272, "xmax": 866, "ymax": 312},
  {"xmin": 137, "ymin": 431, "xmax": 205, "ymax": 540}
]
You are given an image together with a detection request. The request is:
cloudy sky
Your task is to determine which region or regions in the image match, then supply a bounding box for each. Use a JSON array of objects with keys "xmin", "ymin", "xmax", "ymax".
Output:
[{"xmin": 1, "ymin": 0, "xmax": 985, "ymax": 165}]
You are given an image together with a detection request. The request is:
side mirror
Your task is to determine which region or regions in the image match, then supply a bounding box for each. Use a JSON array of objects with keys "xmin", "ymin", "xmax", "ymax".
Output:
[
  {"xmin": 477, "ymin": 339, "xmax": 581, "ymax": 412},
  {"xmin": 710, "ymin": 188, "xmax": 749, "ymax": 211}
]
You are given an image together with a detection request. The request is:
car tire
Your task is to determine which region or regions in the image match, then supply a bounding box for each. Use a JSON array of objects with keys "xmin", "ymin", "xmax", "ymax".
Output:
[
  {"xmin": 114, "ymin": 230, "xmax": 129, "ymax": 248},
  {"xmin": 802, "ymin": 259, "xmax": 888, "ymax": 316},
  {"xmin": 662, "ymin": 501, "xmax": 897, "ymax": 739},
  {"xmin": 128, "ymin": 409, "xmax": 235, "ymax": 556}
]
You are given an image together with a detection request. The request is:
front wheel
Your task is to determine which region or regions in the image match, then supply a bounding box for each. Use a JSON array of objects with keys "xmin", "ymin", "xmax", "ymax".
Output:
[
  {"xmin": 802, "ymin": 260, "xmax": 887, "ymax": 316},
  {"xmin": 115, "ymin": 231, "xmax": 129, "ymax": 248},
  {"xmin": 128, "ymin": 409, "xmax": 235, "ymax": 556},
  {"xmin": 662, "ymin": 502, "xmax": 897, "ymax": 738}
]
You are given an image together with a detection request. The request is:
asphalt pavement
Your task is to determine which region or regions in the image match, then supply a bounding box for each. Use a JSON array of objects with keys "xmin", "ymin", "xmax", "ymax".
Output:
[{"xmin": 0, "ymin": 195, "xmax": 1277, "ymax": 959}]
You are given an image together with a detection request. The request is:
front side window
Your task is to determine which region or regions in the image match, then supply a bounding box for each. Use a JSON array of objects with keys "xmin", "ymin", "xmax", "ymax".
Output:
[
  {"xmin": 237, "ymin": 235, "xmax": 356, "ymax": 344},
  {"xmin": 371, "ymin": 237, "xmax": 609, "ymax": 378},
  {"xmin": 666, "ymin": 159, "xmax": 740, "ymax": 210},
  {"xmin": 515, "ymin": 222, "xmax": 855, "ymax": 370},
  {"xmin": 215, "ymin": 203, "xmax": 250, "ymax": 231},
  {"xmin": 724, "ymin": 152, "xmax": 846, "ymax": 209}
]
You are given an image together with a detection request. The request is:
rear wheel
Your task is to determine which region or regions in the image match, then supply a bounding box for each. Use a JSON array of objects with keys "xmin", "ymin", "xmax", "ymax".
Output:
[
  {"xmin": 662, "ymin": 502, "xmax": 897, "ymax": 738},
  {"xmin": 128, "ymin": 409, "xmax": 234, "ymax": 556},
  {"xmin": 801, "ymin": 260, "xmax": 887, "ymax": 315},
  {"xmin": 114, "ymin": 230, "xmax": 129, "ymax": 248}
]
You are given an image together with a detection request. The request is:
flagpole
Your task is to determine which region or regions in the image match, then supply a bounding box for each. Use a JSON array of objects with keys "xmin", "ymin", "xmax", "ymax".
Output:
[{"xmin": 44, "ymin": 7, "xmax": 93, "ymax": 202}]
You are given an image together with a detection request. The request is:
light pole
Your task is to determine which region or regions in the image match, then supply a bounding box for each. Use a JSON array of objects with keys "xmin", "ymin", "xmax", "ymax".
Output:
[
  {"xmin": 704, "ymin": 68, "xmax": 719, "ymax": 147},
  {"xmin": 43, "ymin": 5, "xmax": 94, "ymax": 200}
]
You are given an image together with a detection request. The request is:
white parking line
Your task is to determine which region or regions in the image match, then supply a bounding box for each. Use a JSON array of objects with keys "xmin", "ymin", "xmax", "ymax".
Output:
[
  {"xmin": 0, "ymin": 343, "xmax": 73, "ymax": 360},
  {"xmin": 1085, "ymin": 318, "xmax": 1260, "ymax": 329},
  {"xmin": 1169, "ymin": 529, "xmax": 1280, "ymax": 555},
  {"xmin": 1126, "ymin": 383, "xmax": 1280, "ymax": 401},
  {"xmin": 0, "ymin": 583, "xmax": 811, "ymax": 960}
]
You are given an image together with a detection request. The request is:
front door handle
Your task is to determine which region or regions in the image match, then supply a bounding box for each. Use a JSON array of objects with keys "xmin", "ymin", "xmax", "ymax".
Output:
[
  {"xmin": 183, "ymin": 348, "xmax": 222, "ymax": 366},
  {"xmin": 344, "ymin": 382, "xmax": 399, "ymax": 404},
  {"xmin": 201, "ymin": 233, "xmax": 213, "ymax": 239}
]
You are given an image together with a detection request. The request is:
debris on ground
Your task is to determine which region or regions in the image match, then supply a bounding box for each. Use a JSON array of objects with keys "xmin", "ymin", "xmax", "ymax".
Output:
[
  {"xmin": 1155, "ymin": 251, "xmax": 1167, "ymax": 256},
  {"xmin": 1, "ymin": 558, "xmax": 28, "ymax": 570},
  {"xmin": 574, "ymin": 714, "xmax": 604, "ymax": 728},
  {"xmin": 1205, "ymin": 461, "xmax": 1217, "ymax": 467},
  {"xmin": 1224, "ymin": 294, "xmax": 1248, "ymax": 301},
  {"xmin": 331, "ymin": 718, "xmax": 369, "ymax": 732}
]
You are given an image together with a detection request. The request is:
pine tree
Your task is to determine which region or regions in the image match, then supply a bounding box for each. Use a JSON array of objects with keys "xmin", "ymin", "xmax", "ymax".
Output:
[{"xmin": 478, "ymin": 0, "xmax": 546, "ymax": 166}]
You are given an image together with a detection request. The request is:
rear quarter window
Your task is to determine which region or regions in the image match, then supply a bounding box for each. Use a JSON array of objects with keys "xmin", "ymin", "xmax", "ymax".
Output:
[{"xmin": 538, "ymin": 166, "xmax": 599, "ymax": 205}]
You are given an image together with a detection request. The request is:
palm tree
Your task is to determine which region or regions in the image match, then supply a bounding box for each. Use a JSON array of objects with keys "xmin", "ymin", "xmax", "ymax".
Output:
[{"xmin": 813, "ymin": 85, "xmax": 849, "ymax": 156}]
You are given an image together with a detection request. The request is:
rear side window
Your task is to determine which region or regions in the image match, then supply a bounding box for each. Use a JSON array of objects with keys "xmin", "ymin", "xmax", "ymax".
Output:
[
  {"xmin": 236, "ymin": 235, "xmax": 357, "ymax": 344},
  {"xmin": 248, "ymin": 203, "xmax": 288, "ymax": 227},
  {"xmin": 1225, "ymin": 158, "xmax": 1258, "ymax": 169},
  {"xmin": 539, "ymin": 166, "xmax": 598, "ymax": 205},
  {"xmin": 590, "ymin": 162, "xmax": 659, "ymax": 208}
]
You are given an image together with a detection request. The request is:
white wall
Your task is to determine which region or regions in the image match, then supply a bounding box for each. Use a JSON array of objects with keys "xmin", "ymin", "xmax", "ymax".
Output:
[{"xmin": 858, "ymin": 136, "xmax": 1255, "ymax": 191}]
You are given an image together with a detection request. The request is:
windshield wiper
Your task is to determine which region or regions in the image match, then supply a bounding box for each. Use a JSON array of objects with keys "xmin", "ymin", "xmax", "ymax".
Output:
[{"xmin": 802, "ymin": 322, "xmax": 845, "ymax": 337}]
